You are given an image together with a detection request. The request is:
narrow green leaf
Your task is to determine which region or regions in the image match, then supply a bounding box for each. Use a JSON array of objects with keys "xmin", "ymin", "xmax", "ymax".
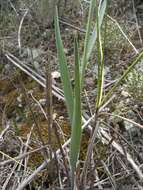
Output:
[
  {"xmin": 80, "ymin": 0, "xmax": 107, "ymax": 89},
  {"xmin": 87, "ymin": 0, "xmax": 107, "ymax": 61},
  {"xmin": 80, "ymin": 0, "xmax": 96, "ymax": 88},
  {"xmin": 54, "ymin": 7, "xmax": 74, "ymax": 123},
  {"xmin": 101, "ymin": 51, "xmax": 143, "ymax": 106},
  {"xmin": 96, "ymin": 0, "xmax": 107, "ymax": 109},
  {"xmin": 70, "ymin": 37, "xmax": 82, "ymax": 186}
]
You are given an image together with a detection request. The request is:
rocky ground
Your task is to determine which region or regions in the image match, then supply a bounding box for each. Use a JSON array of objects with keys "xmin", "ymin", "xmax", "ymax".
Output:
[{"xmin": 0, "ymin": 0, "xmax": 143, "ymax": 189}]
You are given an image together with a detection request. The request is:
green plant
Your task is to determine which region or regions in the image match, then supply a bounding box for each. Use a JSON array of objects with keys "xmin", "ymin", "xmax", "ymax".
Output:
[
  {"xmin": 101, "ymin": 52, "xmax": 143, "ymax": 106},
  {"xmin": 54, "ymin": 0, "xmax": 143, "ymax": 188},
  {"xmin": 103, "ymin": 20, "xmax": 129, "ymax": 50},
  {"xmin": 55, "ymin": 0, "xmax": 107, "ymax": 187},
  {"xmin": 70, "ymin": 37, "xmax": 82, "ymax": 185},
  {"xmin": 54, "ymin": 7, "xmax": 74, "ymax": 124},
  {"xmin": 55, "ymin": 7, "xmax": 81, "ymax": 186},
  {"xmin": 125, "ymin": 68, "xmax": 143, "ymax": 102}
]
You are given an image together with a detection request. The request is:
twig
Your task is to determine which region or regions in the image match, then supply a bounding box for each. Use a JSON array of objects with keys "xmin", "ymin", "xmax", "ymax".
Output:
[
  {"xmin": 0, "ymin": 145, "xmax": 49, "ymax": 167},
  {"xmin": 16, "ymin": 115, "xmax": 95, "ymax": 190},
  {"xmin": 80, "ymin": 119, "xmax": 99, "ymax": 189},
  {"xmin": 5, "ymin": 53, "xmax": 64, "ymax": 100},
  {"xmin": 8, "ymin": 0, "xmax": 19, "ymax": 16},
  {"xmin": 19, "ymin": 79, "xmax": 49, "ymax": 161},
  {"xmin": 100, "ymin": 128, "xmax": 143, "ymax": 180},
  {"xmin": 107, "ymin": 15, "xmax": 139, "ymax": 54},
  {"xmin": 2, "ymin": 163, "xmax": 18, "ymax": 190},
  {"xmin": 45, "ymin": 57, "xmax": 53, "ymax": 160},
  {"xmin": 102, "ymin": 121, "xmax": 142, "ymax": 161},
  {"xmin": 131, "ymin": 0, "xmax": 143, "ymax": 45},
  {"xmin": 22, "ymin": 126, "xmax": 34, "ymax": 181},
  {"xmin": 59, "ymin": 18, "xmax": 86, "ymax": 33},
  {"xmin": 5, "ymin": 54, "xmax": 143, "ymax": 188},
  {"xmin": 101, "ymin": 112, "xmax": 143, "ymax": 129},
  {"xmin": 53, "ymin": 121, "xmax": 71, "ymax": 186},
  {"xmin": 18, "ymin": 9, "xmax": 29, "ymax": 53},
  {"xmin": 100, "ymin": 160, "xmax": 116, "ymax": 190},
  {"xmin": 0, "ymin": 123, "xmax": 10, "ymax": 141}
]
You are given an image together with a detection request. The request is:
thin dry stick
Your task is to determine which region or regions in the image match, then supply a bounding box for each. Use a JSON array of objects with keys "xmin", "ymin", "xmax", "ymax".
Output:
[
  {"xmin": 8, "ymin": 0, "xmax": 19, "ymax": 16},
  {"xmin": 53, "ymin": 121, "xmax": 71, "ymax": 186},
  {"xmin": 116, "ymin": 156, "xmax": 130, "ymax": 175},
  {"xmin": 65, "ymin": 1, "xmax": 138, "ymax": 54},
  {"xmin": 31, "ymin": 90, "xmax": 70, "ymax": 179},
  {"xmin": 19, "ymin": 80, "xmax": 49, "ymax": 161},
  {"xmin": 30, "ymin": 93, "xmax": 47, "ymax": 118},
  {"xmin": 17, "ymin": 139, "xmax": 25, "ymax": 178},
  {"xmin": 16, "ymin": 116, "xmax": 95, "ymax": 190},
  {"xmin": 132, "ymin": 0, "xmax": 143, "ymax": 45},
  {"xmin": 102, "ymin": 121, "xmax": 142, "ymax": 161},
  {"xmin": 0, "ymin": 150, "xmax": 27, "ymax": 168},
  {"xmin": 59, "ymin": 18, "xmax": 86, "ymax": 33},
  {"xmin": 15, "ymin": 112, "xmax": 143, "ymax": 189},
  {"xmin": 0, "ymin": 145, "xmax": 49, "ymax": 167},
  {"xmin": 100, "ymin": 128, "xmax": 143, "ymax": 180},
  {"xmin": 2, "ymin": 163, "xmax": 18, "ymax": 190},
  {"xmin": 84, "ymin": 89, "xmax": 94, "ymax": 116},
  {"xmin": 0, "ymin": 123, "xmax": 10, "ymax": 140},
  {"xmin": 94, "ymin": 168, "xmax": 103, "ymax": 190},
  {"xmin": 101, "ymin": 112, "xmax": 143, "ymax": 129},
  {"xmin": 80, "ymin": 119, "xmax": 100, "ymax": 189},
  {"xmin": 18, "ymin": 9, "xmax": 29, "ymax": 52},
  {"xmin": 6, "ymin": 53, "xmax": 143, "ymax": 188},
  {"xmin": 5, "ymin": 53, "xmax": 64, "ymax": 100},
  {"xmin": 100, "ymin": 160, "xmax": 116, "ymax": 190},
  {"xmin": 22, "ymin": 126, "xmax": 34, "ymax": 181},
  {"xmin": 45, "ymin": 57, "xmax": 53, "ymax": 160},
  {"xmin": 107, "ymin": 15, "xmax": 139, "ymax": 54}
]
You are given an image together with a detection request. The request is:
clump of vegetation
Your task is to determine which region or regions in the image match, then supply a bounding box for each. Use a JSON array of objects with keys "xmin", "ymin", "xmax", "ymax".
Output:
[
  {"xmin": 104, "ymin": 20, "xmax": 126, "ymax": 50},
  {"xmin": 125, "ymin": 68, "xmax": 143, "ymax": 102},
  {"xmin": 1, "ymin": 0, "xmax": 143, "ymax": 189}
]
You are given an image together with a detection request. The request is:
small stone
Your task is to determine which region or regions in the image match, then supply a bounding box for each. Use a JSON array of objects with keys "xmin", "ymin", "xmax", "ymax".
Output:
[
  {"xmin": 124, "ymin": 121, "xmax": 138, "ymax": 136},
  {"xmin": 17, "ymin": 94, "xmax": 22, "ymax": 103},
  {"xmin": 133, "ymin": 105, "xmax": 138, "ymax": 109},
  {"xmin": 52, "ymin": 71, "xmax": 60, "ymax": 79},
  {"xmin": 28, "ymin": 90, "xmax": 33, "ymax": 94},
  {"xmin": 59, "ymin": 116, "xmax": 64, "ymax": 120},
  {"xmin": 121, "ymin": 90, "xmax": 130, "ymax": 97},
  {"xmin": 39, "ymin": 98, "xmax": 46, "ymax": 105}
]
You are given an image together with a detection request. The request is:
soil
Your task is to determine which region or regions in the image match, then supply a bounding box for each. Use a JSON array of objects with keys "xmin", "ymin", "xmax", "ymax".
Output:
[{"xmin": 0, "ymin": 0, "xmax": 143, "ymax": 190}]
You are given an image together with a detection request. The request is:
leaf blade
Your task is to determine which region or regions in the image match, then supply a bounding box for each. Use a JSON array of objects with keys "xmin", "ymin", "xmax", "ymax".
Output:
[
  {"xmin": 70, "ymin": 37, "xmax": 82, "ymax": 186},
  {"xmin": 54, "ymin": 7, "xmax": 74, "ymax": 123}
]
